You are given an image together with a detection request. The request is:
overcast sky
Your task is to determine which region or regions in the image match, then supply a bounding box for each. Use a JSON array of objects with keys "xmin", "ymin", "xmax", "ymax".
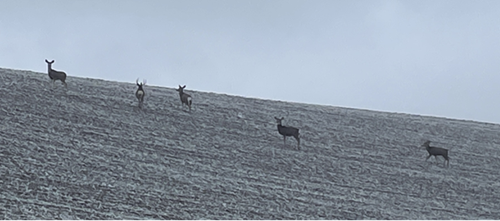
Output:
[{"xmin": 2, "ymin": 0, "xmax": 500, "ymax": 124}]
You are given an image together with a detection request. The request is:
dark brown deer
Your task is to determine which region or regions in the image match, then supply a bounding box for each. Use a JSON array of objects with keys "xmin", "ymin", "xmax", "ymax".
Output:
[
  {"xmin": 275, "ymin": 117, "xmax": 300, "ymax": 150},
  {"xmin": 176, "ymin": 85, "xmax": 192, "ymax": 111},
  {"xmin": 45, "ymin": 59, "xmax": 67, "ymax": 88},
  {"xmin": 136, "ymin": 78, "xmax": 146, "ymax": 108},
  {"xmin": 422, "ymin": 140, "xmax": 449, "ymax": 167}
]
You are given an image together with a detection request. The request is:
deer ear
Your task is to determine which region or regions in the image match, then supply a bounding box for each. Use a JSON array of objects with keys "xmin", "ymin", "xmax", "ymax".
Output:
[
  {"xmin": 281, "ymin": 117, "xmax": 284, "ymax": 120},
  {"xmin": 183, "ymin": 85, "xmax": 186, "ymax": 88},
  {"xmin": 45, "ymin": 59, "xmax": 48, "ymax": 63},
  {"xmin": 274, "ymin": 117, "xmax": 278, "ymax": 120}
]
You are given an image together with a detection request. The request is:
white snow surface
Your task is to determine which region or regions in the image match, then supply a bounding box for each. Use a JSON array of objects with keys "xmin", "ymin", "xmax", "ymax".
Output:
[{"xmin": 1, "ymin": 68, "xmax": 500, "ymax": 219}]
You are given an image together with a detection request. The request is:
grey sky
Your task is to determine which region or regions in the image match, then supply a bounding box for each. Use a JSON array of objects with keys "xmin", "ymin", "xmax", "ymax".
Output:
[{"xmin": 2, "ymin": 0, "xmax": 500, "ymax": 124}]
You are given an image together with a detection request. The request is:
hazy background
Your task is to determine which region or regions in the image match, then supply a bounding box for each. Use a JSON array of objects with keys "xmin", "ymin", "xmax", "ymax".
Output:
[{"xmin": 2, "ymin": 0, "xmax": 500, "ymax": 124}]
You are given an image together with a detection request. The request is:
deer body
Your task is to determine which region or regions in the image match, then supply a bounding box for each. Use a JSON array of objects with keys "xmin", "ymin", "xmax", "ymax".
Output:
[
  {"xmin": 136, "ymin": 79, "xmax": 146, "ymax": 108},
  {"xmin": 275, "ymin": 117, "xmax": 300, "ymax": 150},
  {"xmin": 176, "ymin": 85, "xmax": 192, "ymax": 111},
  {"xmin": 422, "ymin": 141, "xmax": 449, "ymax": 167},
  {"xmin": 45, "ymin": 59, "xmax": 67, "ymax": 88}
]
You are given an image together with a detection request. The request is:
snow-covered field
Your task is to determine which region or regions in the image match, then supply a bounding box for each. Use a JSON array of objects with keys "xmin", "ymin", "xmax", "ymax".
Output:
[{"xmin": 1, "ymin": 68, "xmax": 499, "ymax": 219}]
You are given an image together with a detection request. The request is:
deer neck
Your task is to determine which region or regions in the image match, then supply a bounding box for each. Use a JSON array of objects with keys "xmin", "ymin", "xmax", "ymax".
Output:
[{"xmin": 47, "ymin": 64, "xmax": 52, "ymax": 73}]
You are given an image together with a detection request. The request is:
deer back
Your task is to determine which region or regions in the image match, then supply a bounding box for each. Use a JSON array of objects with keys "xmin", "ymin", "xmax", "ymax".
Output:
[
  {"xmin": 49, "ymin": 69, "xmax": 67, "ymax": 81},
  {"xmin": 181, "ymin": 93, "xmax": 191, "ymax": 104},
  {"xmin": 278, "ymin": 124, "xmax": 299, "ymax": 136},
  {"xmin": 136, "ymin": 89, "xmax": 144, "ymax": 101},
  {"xmin": 427, "ymin": 146, "xmax": 448, "ymax": 156}
]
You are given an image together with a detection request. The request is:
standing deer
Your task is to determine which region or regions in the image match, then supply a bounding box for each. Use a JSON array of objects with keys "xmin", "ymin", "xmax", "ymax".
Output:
[
  {"xmin": 136, "ymin": 78, "xmax": 146, "ymax": 108},
  {"xmin": 176, "ymin": 85, "xmax": 192, "ymax": 111},
  {"xmin": 422, "ymin": 140, "xmax": 450, "ymax": 167},
  {"xmin": 45, "ymin": 59, "xmax": 67, "ymax": 88},
  {"xmin": 275, "ymin": 117, "xmax": 300, "ymax": 150}
]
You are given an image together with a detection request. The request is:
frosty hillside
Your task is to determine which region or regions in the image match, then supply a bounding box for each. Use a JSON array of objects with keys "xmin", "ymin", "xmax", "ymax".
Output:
[{"xmin": 1, "ymin": 67, "xmax": 500, "ymax": 219}]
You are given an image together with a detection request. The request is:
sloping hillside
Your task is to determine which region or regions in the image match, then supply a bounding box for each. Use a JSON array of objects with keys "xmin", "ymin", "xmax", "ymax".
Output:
[{"xmin": 1, "ymin": 68, "xmax": 500, "ymax": 219}]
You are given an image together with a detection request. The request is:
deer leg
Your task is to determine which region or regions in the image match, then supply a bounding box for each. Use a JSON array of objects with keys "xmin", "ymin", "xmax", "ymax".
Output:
[
  {"xmin": 426, "ymin": 154, "xmax": 431, "ymax": 161},
  {"xmin": 294, "ymin": 136, "xmax": 300, "ymax": 150},
  {"xmin": 283, "ymin": 136, "xmax": 286, "ymax": 147}
]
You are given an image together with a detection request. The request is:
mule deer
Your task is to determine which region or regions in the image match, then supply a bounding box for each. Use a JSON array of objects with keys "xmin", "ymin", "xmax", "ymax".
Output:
[
  {"xmin": 422, "ymin": 140, "xmax": 449, "ymax": 167},
  {"xmin": 136, "ymin": 78, "xmax": 146, "ymax": 108},
  {"xmin": 45, "ymin": 59, "xmax": 67, "ymax": 88},
  {"xmin": 176, "ymin": 85, "xmax": 192, "ymax": 111},
  {"xmin": 275, "ymin": 117, "xmax": 300, "ymax": 150}
]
